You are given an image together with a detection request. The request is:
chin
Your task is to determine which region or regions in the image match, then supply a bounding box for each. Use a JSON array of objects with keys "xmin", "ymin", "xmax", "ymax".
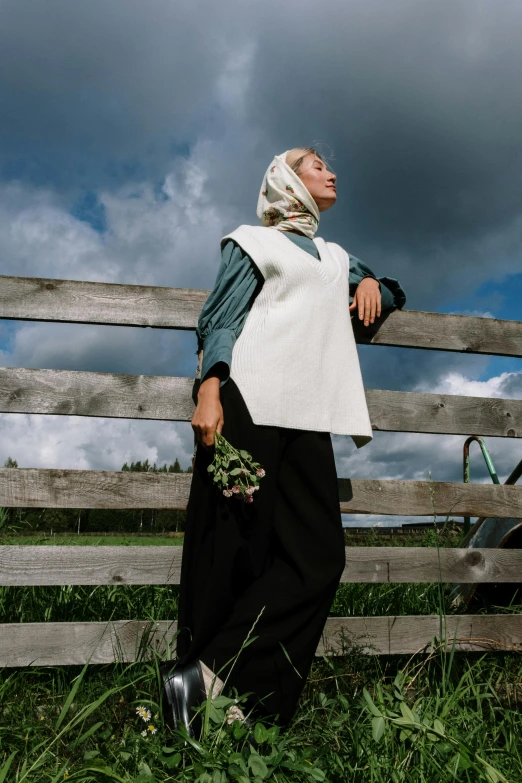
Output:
[{"xmin": 319, "ymin": 197, "xmax": 336, "ymax": 213}]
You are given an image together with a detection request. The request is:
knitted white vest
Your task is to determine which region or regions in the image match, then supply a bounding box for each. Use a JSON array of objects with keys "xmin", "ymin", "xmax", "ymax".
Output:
[{"xmin": 222, "ymin": 225, "xmax": 373, "ymax": 447}]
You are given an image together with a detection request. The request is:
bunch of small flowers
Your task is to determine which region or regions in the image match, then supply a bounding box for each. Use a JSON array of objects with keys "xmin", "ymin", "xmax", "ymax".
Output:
[
  {"xmin": 207, "ymin": 431, "xmax": 266, "ymax": 504},
  {"xmin": 136, "ymin": 705, "xmax": 157, "ymax": 737}
]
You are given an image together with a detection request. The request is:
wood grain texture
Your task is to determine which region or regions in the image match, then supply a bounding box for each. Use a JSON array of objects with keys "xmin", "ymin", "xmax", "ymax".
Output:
[
  {"xmin": 0, "ymin": 275, "xmax": 205, "ymax": 329},
  {"xmin": 0, "ymin": 366, "xmax": 520, "ymax": 438},
  {"xmin": 0, "ymin": 469, "xmax": 520, "ymax": 516},
  {"xmin": 1, "ymin": 615, "xmax": 520, "ymax": 666},
  {"xmin": 1, "ymin": 545, "xmax": 522, "ymax": 586},
  {"xmin": 1, "ymin": 274, "xmax": 521, "ymax": 357}
]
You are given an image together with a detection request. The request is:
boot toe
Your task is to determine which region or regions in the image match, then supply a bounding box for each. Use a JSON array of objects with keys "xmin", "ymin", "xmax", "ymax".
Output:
[{"xmin": 161, "ymin": 660, "xmax": 206, "ymax": 738}]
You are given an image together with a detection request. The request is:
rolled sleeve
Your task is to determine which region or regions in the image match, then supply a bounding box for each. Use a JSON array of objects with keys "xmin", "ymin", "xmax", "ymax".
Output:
[{"xmin": 200, "ymin": 328, "xmax": 237, "ymax": 384}]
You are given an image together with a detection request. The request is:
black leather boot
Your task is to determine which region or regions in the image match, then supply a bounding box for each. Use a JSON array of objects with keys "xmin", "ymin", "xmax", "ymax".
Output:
[{"xmin": 160, "ymin": 659, "xmax": 207, "ymax": 738}]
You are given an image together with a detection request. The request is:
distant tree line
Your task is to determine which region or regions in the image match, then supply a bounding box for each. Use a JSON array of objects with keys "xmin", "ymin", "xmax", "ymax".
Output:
[{"xmin": 1, "ymin": 456, "xmax": 191, "ymax": 535}]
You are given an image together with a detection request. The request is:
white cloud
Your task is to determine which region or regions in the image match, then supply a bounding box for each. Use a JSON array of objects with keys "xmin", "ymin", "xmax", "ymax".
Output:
[
  {"xmin": 415, "ymin": 369, "xmax": 522, "ymax": 398},
  {"xmin": 0, "ymin": 147, "xmax": 234, "ymax": 289},
  {"xmin": 0, "ymin": 413, "xmax": 193, "ymax": 473}
]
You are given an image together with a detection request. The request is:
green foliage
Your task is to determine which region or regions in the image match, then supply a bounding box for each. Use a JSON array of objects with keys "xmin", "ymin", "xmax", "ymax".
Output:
[
  {"xmin": 1, "ymin": 456, "xmax": 191, "ymax": 534},
  {"xmin": 1, "ymin": 649, "xmax": 521, "ymax": 782},
  {"xmin": 1, "ymin": 470, "xmax": 521, "ymax": 779}
]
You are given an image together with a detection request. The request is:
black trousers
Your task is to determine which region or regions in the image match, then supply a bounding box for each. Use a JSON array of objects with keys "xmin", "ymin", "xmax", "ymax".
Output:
[{"xmin": 176, "ymin": 378, "xmax": 345, "ymax": 726}]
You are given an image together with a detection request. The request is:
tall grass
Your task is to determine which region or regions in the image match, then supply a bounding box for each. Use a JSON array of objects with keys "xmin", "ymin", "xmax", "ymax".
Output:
[
  {"xmin": 1, "ymin": 511, "xmax": 521, "ymax": 780},
  {"xmin": 1, "ymin": 642, "xmax": 521, "ymax": 781}
]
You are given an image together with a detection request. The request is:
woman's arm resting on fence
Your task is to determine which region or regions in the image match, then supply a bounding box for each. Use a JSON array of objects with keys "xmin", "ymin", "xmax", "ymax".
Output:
[
  {"xmin": 196, "ymin": 239, "xmax": 263, "ymax": 388},
  {"xmin": 349, "ymin": 254, "xmax": 407, "ymax": 313}
]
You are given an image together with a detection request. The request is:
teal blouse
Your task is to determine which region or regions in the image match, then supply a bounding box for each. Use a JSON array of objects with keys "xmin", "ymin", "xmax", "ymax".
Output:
[{"xmin": 197, "ymin": 232, "xmax": 407, "ymax": 386}]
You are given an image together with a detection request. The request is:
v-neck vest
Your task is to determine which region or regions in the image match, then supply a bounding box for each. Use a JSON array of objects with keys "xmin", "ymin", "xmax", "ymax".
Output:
[{"xmin": 220, "ymin": 224, "xmax": 374, "ymax": 447}]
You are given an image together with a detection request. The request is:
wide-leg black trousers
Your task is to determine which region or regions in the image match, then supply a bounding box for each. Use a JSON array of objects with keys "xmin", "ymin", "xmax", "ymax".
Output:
[{"xmin": 176, "ymin": 378, "xmax": 345, "ymax": 726}]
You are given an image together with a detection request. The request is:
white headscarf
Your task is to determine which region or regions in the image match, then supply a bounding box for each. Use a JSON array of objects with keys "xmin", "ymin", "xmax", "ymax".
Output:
[{"xmin": 256, "ymin": 150, "xmax": 320, "ymax": 239}]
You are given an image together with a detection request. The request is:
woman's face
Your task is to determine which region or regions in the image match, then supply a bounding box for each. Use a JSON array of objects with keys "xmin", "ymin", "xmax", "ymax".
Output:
[{"xmin": 297, "ymin": 153, "xmax": 337, "ymax": 212}]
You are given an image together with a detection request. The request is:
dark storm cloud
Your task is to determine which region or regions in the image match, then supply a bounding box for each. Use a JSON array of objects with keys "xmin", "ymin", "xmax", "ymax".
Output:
[
  {"xmin": 0, "ymin": 0, "xmax": 520, "ymax": 498},
  {"xmin": 0, "ymin": 0, "xmax": 247, "ymax": 186},
  {"xmin": 2, "ymin": 0, "xmax": 522, "ymax": 304}
]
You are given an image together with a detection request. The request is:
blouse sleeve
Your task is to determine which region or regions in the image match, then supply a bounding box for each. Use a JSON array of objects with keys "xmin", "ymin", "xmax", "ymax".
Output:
[
  {"xmin": 196, "ymin": 239, "xmax": 263, "ymax": 387},
  {"xmin": 348, "ymin": 253, "xmax": 407, "ymax": 311}
]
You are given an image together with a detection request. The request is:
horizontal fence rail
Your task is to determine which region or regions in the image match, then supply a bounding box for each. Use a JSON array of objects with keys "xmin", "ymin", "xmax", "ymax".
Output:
[
  {"xmin": 0, "ymin": 468, "xmax": 521, "ymax": 516},
  {"xmin": 1, "ymin": 273, "xmax": 522, "ymax": 356},
  {"xmin": 1, "ymin": 615, "xmax": 521, "ymax": 667},
  {"xmin": 1, "ymin": 272, "xmax": 521, "ymax": 669},
  {"xmin": 1, "ymin": 367, "xmax": 520, "ymax": 438},
  {"xmin": 1, "ymin": 545, "xmax": 522, "ymax": 586}
]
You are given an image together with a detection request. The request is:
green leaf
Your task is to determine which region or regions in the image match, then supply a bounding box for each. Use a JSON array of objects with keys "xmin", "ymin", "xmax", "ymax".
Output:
[
  {"xmin": 254, "ymin": 722, "xmax": 268, "ymax": 745},
  {"xmin": 310, "ymin": 769, "xmax": 326, "ymax": 781},
  {"xmin": 83, "ymin": 749, "xmax": 101, "ymax": 760},
  {"xmin": 433, "ymin": 718, "xmax": 445, "ymax": 736},
  {"xmin": 138, "ymin": 761, "xmax": 153, "ymax": 776},
  {"xmin": 49, "ymin": 763, "xmax": 69, "ymax": 783},
  {"xmin": 0, "ymin": 752, "xmax": 17, "ymax": 783},
  {"xmin": 228, "ymin": 753, "xmax": 247, "ymax": 772},
  {"xmin": 393, "ymin": 717, "xmax": 414, "ymax": 727},
  {"xmin": 457, "ymin": 751, "xmax": 473, "ymax": 771},
  {"xmin": 160, "ymin": 752, "xmax": 181, "ymax": 769},
  {"xmin": 54, "ymin": 659, "xmax": 89, "ymax": 730},
  {"xmin": 435, "ymin": 742, "xmax": 453, "ymax": 755},
  {"xmin": 399, "ymin": 701, "xmax": 415, "ymax": 722},
  {"xmin": 211, "ymin": 695, "xmax": 237, "ymax": 708},
  {"xmin": 248, "ymin": 754, "xmax": 269, "ymax": 778},
  {"xmin": 98, "ymin": 727, "xmax": 112, "ymax": 740},
  {"xmin": 81, "ymin": 766, "xmax": 127, "ymax": 782},
  {"xmin": 266, "ymin": 725, "xmax": 280, "ymax": 743},
  {"xmin": 233, "ymin": 720, "xmax": 247, "ymax": 740},
  {"xmin": 372, "ymin": 716, "xmax": 385, "ymax": 743},
  {"xmin": 362, "ymin": 687, "xmax": 382, "ymax": 718},
  {"xmin": 72, "ymin": 720, "xmax": 104, "ymax": 748}
]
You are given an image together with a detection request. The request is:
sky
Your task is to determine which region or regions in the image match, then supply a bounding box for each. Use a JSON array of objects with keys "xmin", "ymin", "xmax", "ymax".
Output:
[{"xmin": 0, "ymin": 0, "xmax": 520, "ymax": 527}]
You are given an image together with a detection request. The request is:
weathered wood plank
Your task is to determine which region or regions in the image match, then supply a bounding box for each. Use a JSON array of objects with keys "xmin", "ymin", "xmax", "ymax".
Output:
[
  {"xmin": 353, "ymin": 308, "xmax": 522, "ymax": 357},
  {"xmin": 0, "ymin": 367, "xmax": 520, "ymax": 438},
  {"xmin": 318, "ymin": 614, "xmax": 522, "ymax": 656},
  {"xmin": 1, "ymin": 274, "xmax": 521, "ymax": 357},
  {"xmin": 0, "ymin": 275, "xmax": 204, "ymax": 330},
  {"xmin": 337, "ymin": 479, "xmax": 522, "ymax": 517},
  {"xmin": 368, "ymin": 388, "xmax": 520, "ymax": 438},
  {"xmin": 0, "ymin": 469, "xmax": 520, "ymax": 517},
  {"xmin": 0, "ymin": 367, "xmax": 196, "ymax": 420},
  {"xmin": 1, "ymin": 615, "xmax": 520, "ymax": 666},
  {"xmin": 1, "ymin": 545, "xmax": 522, "ymax": 586}
]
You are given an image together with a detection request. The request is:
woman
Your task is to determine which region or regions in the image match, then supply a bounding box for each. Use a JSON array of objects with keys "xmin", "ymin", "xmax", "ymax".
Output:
[{"xmin": 161, "ymin": 147, "xmax": 406, "ymax": 735}]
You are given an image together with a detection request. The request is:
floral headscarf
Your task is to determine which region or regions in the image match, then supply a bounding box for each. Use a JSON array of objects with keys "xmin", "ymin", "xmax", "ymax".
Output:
[{"xmin": 256, "ymin": 150, "xmax": 320, "ymax": 239}]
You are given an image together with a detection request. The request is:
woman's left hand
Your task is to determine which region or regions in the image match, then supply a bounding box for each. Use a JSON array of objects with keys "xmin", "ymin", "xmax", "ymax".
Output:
[{"xmin": 349, "ymin": 278, "xmax": 381, "ymax": 326}]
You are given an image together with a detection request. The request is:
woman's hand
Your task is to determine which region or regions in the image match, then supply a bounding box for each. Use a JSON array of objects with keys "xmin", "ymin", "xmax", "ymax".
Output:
[
  {"xmin": 192, "ymin": 374, "xmax": 225, "ymax": 450},
  {"xmin": 349, "ymin": 277, "xmax": 381, "ymax": 326}
]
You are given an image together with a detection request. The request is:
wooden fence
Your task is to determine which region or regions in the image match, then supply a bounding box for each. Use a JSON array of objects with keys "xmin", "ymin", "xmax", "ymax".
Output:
[{"xmin": 0, "ymin": 273, "xmax": 521, "ymax": 667}]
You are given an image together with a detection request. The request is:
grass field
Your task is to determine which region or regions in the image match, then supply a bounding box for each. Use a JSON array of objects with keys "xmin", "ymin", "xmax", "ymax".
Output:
[
  {"xmin": 0, "ymin": 535, "xmax": 184, "ymax": 547},
  {"xmin": 1, "ymin": 529, "xmax": 522, "ymax": 781}
]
